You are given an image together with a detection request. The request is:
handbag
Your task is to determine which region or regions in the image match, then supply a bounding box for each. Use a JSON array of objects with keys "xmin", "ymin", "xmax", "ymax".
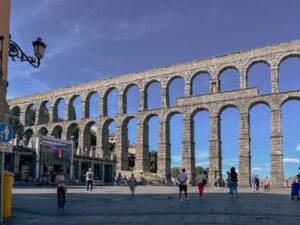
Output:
[{"xmin": 63, "ymin": 186, "xmax": 68, "ymax": 192}]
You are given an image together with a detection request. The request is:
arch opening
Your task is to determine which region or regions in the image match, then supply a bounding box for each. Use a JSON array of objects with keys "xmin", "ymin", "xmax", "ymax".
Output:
[
  {"xmin": 282, "ymin": 100, "xmax": 300, "ymax": 179},
  {"xmin": 105, "ymin": 88, "xmax": 119, "ymax": 116},
  {"xmin": 279, "ymin": 56, "xmax": 300, "ymax": 92},
  {"xmin": 25, "ymin": 104, "xmax": 37, "ymax": 126},
  {"xmin": 247, "ymin": 62, "xmax": 271, "ymax": 94},
  {"xmin": 219, "ymin": 68, "xmax": 240, "ymax": 92},
  {"xmin": 192, "ymin": 73, "xmax": 210, "ymax": 95},
  {"xmin": 250, "ymin": 104, "xmax": 271, "ymax": 179},
  {"xmin": 145, "ymin": 81, "xmax": 162, "ymax": 109},
  {"xmin": 220, "ymin": 107, "xmax": 239, "ymax": 178},
  {"xmin": 87, "ymin": 92, "xmax": 100, "ymax": 118},
  {"xmin": 167, "ymin": 77, "xmax": 184, "ymax": 107},
  {"xmin": 125, "ymin": 84, "xmax": 139, "ymax": 114}
]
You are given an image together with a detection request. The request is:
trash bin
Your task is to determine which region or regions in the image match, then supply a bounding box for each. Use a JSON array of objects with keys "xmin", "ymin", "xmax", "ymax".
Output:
[{"xmin": 3, "ymin": 171, "xmax": 14, "ymax": 218}]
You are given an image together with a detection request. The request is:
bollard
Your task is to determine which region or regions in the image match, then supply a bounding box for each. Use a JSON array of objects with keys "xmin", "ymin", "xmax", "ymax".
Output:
[{"xmin": 3, "ymin": 171, "xmax": 14, "ymax": 219}]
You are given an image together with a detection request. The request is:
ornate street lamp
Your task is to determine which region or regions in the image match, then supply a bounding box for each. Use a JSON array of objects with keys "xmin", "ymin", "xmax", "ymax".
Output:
[
  {"xmin": 0, "ymin": 35, "xmax": 46, "ymax": 79},
  {"xmin": 8, "ymin": 34, "xmax": 47, "ymax": 68}
]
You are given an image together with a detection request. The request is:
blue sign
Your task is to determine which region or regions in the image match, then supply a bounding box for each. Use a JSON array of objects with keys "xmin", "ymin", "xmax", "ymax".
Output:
[{"xmin": 0, "ymin": 123, "xmax": 13, "ymax": 142}]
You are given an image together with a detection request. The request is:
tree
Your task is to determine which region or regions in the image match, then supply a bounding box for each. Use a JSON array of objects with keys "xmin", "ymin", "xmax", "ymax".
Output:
[
  {"xmin": 171, "ymin": 167, "xmax": 180, "ymax": 178},
  {"xmin": 149, "ymin": 151, "xmax": 157, "ymax": 173}
]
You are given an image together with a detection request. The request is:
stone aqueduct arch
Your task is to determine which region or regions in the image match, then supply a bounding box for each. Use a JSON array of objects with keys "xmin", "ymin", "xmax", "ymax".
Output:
[{"xmin": 8, "ymin": 40, "xmax": 300, "ymax": 187}]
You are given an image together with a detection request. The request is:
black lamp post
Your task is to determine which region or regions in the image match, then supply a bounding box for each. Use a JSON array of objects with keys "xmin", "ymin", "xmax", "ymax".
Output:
[
  {"xmin": 8, "ymin": 34, "xmax": 47, "ymax": 68},
  {"xmin": 0, "ymin": 34, "xmax": 47, "ymax": 79}
]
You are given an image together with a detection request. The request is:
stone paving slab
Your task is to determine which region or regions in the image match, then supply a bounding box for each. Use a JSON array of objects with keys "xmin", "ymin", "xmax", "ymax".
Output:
[{"xmin": 4, "ymin": 186, "xmax": 300, "ymax": 225}]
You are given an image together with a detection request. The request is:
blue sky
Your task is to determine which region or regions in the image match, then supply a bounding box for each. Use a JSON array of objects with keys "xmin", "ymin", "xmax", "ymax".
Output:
[{"xmin": 8, "ymin": 0, "xmax": 300, "ymax": 179}]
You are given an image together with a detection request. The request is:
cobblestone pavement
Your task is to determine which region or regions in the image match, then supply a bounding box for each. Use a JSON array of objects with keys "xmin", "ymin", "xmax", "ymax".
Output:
[{"xmin": 5, "ymin": 186, "xmax": 300, "ymax": 225}]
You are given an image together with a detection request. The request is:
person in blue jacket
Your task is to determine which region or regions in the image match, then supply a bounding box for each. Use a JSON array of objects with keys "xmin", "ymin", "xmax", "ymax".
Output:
[{"xmin": 291, "ymin": 180, "xmax": 300, "ymax": 200}]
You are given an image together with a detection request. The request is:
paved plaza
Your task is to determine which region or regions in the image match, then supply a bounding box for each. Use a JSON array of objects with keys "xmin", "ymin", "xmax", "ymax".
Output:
[{"xmin": 5, "ymin": 186, "xmax": 300, "ymax": 225}]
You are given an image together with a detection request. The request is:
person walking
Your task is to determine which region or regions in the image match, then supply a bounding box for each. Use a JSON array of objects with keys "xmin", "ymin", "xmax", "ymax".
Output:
[
  {"xmin": 264, "ymin": 177, "xmax": 270, "ymax": 192},
  {"xmin": 196, "ymin": 170, "xmax": 206, "ymax": 199},
  {"xmin": 251, "ymin": 175, "xmax": 256, "ymax": 192},
  {"xmin": 255, "ymin": 175, "xmax": 260, "ymax": 191},
  {"xmin": 229, "ymin": 167, "xmax": 238, "ymax": 198},
  {"xmin": 86, "ymin": 168, "xmax": 94, "ymax": 192},
  {"xmin": 176, "ymin": 168, "xmax": 189, "ymax": 202},
  {"xmin": 128, "ymin": 173, "xmax": 137, "ymax": 196},
  {"xmin": 55, "ymin": 169, "xmax": 66, "ymax": 211}
]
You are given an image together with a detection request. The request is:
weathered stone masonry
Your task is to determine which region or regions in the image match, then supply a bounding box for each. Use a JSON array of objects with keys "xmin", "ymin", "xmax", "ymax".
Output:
[{"xmin": 8, "ymin": 40, "xmax": 300, "ymax": 187}]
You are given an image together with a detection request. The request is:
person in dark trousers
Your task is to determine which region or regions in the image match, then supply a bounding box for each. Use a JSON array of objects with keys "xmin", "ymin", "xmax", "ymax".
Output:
[
  {"xmin": 229, "ymin": 167, "xmax": 238, "ymax": 198},
  {"xmin": 55, "ymin": 169, "xmax": 66, "ymax": 211},
  {"xmin": 176, "ymin": 168, "xmax": 189, "ymax": 202},
  {"xmin": 86, "ymin": 168, "xmax": 94, "ymax": 191},
  {"xmin": 291, "ymin": 180, "xmax": 300, "ymax": 200}
]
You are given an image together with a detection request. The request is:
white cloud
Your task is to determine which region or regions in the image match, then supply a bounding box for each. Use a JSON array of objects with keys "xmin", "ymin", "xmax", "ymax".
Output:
[
  {"xmin": 296, "ymin": 145, "xmax": 300, "ymax": 151},
  {"xmin": 252, "ymin": 167, "xmax": 263, "ymax": 172},
  {"xmin": 283, "ymin": 158, "xmax": 300, "ymax": 164},
  {"xmin": 171, "ymin": 155, "xmax": 182, "ymax": 163},
  {"xmin": 195, "ymin": 150, "xmax": 209, "ymax": 159}
]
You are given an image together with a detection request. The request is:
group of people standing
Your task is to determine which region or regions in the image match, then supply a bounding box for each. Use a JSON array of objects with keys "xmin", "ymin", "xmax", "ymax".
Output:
[
  {"xmin": 251, "ymin": 175, "xmax": 271, "ymax": 192},
  {"xmin": 175, "ymin": 167, "xmax": 239, "ymax": 202}
]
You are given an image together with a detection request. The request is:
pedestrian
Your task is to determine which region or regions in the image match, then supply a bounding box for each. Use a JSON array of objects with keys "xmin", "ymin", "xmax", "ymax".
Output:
[
  {"xmin": 226, "ymin": 171, "xmax": 232, "ymax": 194},
  {"xmin": 291, "ymin": 180, "xmax": 300, "ymax": 200},
  {"xmin": 251, "ymin": 175, "xmax": 256, "ymax": 192},
  {"xmin": 196, "ymin": 170, "xmax": 206, "ymax": 199},
  {"xmin": 218, "ymin": 177, "xmax": 225, "ymax": 191},
  {"xmin": 128, "ymin": 173, "xmax": 137, "ymax": 196},
  {"xmin": 264, "ymin": 177, "xmax": 270, "ymax": 192},
  {"xmin": 55, "ymin": 169, "xmax": 66, "ymax": 211},
  {"xmin": 229, "ymin": 167, "xmax": 238, "ymax": 198},
  {"xmin": 255, "ymin": 175, "xmax": 260, "ymax": 191},
  {"xmin": 176, "ymin": 168, "xmax": 189, "ymax": 202},
  {"xmin": 86, "ymin": 168, "xmax": 94, "ymax": 192}
]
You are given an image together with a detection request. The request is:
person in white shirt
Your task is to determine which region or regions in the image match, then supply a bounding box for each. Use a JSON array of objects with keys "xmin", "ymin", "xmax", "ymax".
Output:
[
  {"xmin": 176, "ymin": 168, "xmax": 188, "ymax": 202},
  {"xmin": 195, "ymin": 170, "xmax": 206, "ymax": 199},
  {"xmin": 55, "ymin": 169, "xmax": 66, "ymax": 211},
  {"xmin": 86, "ymin": 168, "xmax": 94, "ymax": 191}
]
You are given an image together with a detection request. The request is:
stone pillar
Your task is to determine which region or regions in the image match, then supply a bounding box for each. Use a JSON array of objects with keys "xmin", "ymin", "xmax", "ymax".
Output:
[
  {"xmin": 135, "ymin": 121, "xmax": 150, "ymax": 172},
  {"xmin": 118, "ymin": 93, "xmax": 125, "ymax": 114},
  {"xmin": 81, "ymin": 99, "xmax": 88, "ymax": 119},
  {"xmin": 271, "ymin": 65, "xmax": 279, "ymax": 93},
  {"xmin": 240, "ymin": 69, "xmax": 247, "ymax": 89},
  {"xmin": 99, "ymin": 95, "xmax": 105, "ymax": 116},
  {"xmin": 78, "ymin": 126, "xmax": 85, "ymax": 154},
  {"xmin": 270, "ymin": 109, "xmax": 284, "ymax": 187},
  {"xmin": 182, "ymin": 116, "xmax": 195, "ymax": 184},
  {"xmin": 61, "ymin": 130, "xmax": 67, "ymax": 140},
  {"xmin": 65, "ymin": 100, "xmax": 70, "ymax": 121},
  {"xmin": 157, "ymin": 119, "xmax": 172, "ymax": 183},
  {"xmin": 184, "ymin": 81, "xmax": 192, "ymax": 96},
  {"xmin": 139, "ymin": 89, "xmax": 145, "ymax": 111},
  {"xmin": 238, "ymin": 112, "xmax": 251, "ymax": 187},
  {"xmin": 19, "ymin": 108, "xmax": 26, "ymax": 127},
  {"xmin": 34, "ymin": 107, "xmax": 40, "ymax": 126},
  {"xmin": 161, "ymin": 86, "xmax": 168, "ymax": 108},
  {"xmin": 115, "ymin": 125, "xmax": 128, "ymax": 171},
  {"xmin": 209, "ymin": 114, "xmax": 221, "ymax": 186}
]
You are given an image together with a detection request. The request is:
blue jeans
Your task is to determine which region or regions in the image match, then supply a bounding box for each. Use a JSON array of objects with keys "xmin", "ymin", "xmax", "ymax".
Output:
[{"xmin": 230, "ymin": 182, "xmax": 238, "ymax": 194}]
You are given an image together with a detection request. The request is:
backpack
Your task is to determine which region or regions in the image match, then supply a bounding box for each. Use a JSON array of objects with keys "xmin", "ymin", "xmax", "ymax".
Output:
[{"xmin": 88, "ymin": 172, "xmax": 92, "ymax": 179}]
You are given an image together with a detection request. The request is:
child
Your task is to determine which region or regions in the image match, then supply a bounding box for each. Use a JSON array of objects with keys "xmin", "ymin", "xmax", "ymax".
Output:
[{"xmin": 291, "ymin": 180, "xmax": 300, "ymax": 200}]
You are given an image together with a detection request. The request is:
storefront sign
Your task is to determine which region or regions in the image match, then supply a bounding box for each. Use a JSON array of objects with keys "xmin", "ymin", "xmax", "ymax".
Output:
[{"xmin": 40, "ymin": 137, "xmax": 72, "ymax": 165}]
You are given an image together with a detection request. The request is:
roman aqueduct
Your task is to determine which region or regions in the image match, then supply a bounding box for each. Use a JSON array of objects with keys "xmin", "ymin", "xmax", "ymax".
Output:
[{"xmin": 8, "ymin": 39, "xmax": 300, "ymax": 187}]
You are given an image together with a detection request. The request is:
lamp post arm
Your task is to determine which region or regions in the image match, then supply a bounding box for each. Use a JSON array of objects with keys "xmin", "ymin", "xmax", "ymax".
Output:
[{"xmin": 8, "ymin": 38, "xmax": 40, "ymax": 68}]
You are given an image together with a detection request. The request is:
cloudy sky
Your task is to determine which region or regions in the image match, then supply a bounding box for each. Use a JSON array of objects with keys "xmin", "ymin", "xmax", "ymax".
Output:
[{"xmin": 8, "ymin": 0, "xmax": 300, "ymax": 178}]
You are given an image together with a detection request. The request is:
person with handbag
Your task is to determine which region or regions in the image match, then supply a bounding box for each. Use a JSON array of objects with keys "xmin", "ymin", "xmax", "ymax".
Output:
[
  {"xmin": 195, "ymin": 170, "xmax": 206, "ymax": 199},
  {"xmin": 55, "ymin": 168, "xmax": 67, "ymax": 211}
]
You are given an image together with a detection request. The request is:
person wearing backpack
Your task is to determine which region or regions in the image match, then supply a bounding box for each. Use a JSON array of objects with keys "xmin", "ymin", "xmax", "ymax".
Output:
[{"xmin": 86, "ymin": 168, "xmax": 94, "ymax": 192}]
